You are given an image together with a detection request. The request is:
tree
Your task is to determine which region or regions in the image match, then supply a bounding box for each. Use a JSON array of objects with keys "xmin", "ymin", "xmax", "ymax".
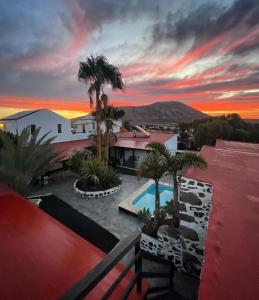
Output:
[
  {"xmin": 78, "ymin": 55, "xmax": 125, "ymax": 162},
  {"xmin": 138, "ymin": 148, "xmax": 167, "ymax": 233},
  {"xmin": 100, "ymin": 95, "xmax": 125, "ymax": 165},
  {"xmin": 146, "ymin": 142, "xmax": 207, "ymax": 228},
  {"xmin": 0, "ymin": 127, "xmax": 61, "ymax": 196},
  {"xmin": 194, "ymin": 119, "xmax": 233, "ymax": 148}
]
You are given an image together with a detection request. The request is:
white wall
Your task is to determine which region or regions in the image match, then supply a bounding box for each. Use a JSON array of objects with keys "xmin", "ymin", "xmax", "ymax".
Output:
[
  {"xmin": 73, "ymin": 116, "xmax": 121, "ymax": 135},
  {"xmin": 2, "ymin": 109, "xmax": 89, "ymax": 143},
  {"xmin": 164, "ymin": 134, "xmax": 178, "ymax": 154}
]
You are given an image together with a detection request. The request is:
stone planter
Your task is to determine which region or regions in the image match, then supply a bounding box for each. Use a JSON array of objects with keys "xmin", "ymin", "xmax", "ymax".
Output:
[{"xmin": 73, "ymin": 179, "xmax": 121, "ymax": 198}]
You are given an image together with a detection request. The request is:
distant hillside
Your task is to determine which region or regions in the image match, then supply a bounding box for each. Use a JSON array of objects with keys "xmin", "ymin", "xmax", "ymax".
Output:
[
  {"xmin": 120, "ymin": 101, "xmax": 208, "ymax": 125},
  {"xmin": 245, "ymin": 119, "xmax": 259, "ymax": 124}
]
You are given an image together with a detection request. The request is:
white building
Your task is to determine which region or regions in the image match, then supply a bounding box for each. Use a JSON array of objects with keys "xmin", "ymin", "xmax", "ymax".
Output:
[
  {"xmin": 71, "ymin": 114, "xmax": 121, "ymax": 135},
  {"xmin": 0, "ymin": 109, "xmax": 90, "ymax": 143}
]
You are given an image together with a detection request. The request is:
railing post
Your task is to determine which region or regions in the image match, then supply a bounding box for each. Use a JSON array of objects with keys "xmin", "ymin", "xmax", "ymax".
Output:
[
  {"xmin": 135, "ymin": 240, "xmax": 142, "ymax": 292},
  {"xmin": 170, "ymin": 262, "xmax": 174, "ymax": 291}
]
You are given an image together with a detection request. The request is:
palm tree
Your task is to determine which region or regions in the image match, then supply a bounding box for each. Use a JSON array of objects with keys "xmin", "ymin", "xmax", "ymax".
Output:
[
  {"xmin": 78, "ymin": 55, "xmax": 125, "ymax": 162},
  {"xmin": 0, "ymin": 127, "xmax": 61, "ymax": 196},
  {"xmin": 146, "ymin": 142, "xmax": 207, "ymax": 228},
  {"xmin": 100, "ymin": 95, "xmax": 125, "ymax": 165},
  {"xmin": 138, "ymin": 149, "xmax": 167, "ymax": 231}
]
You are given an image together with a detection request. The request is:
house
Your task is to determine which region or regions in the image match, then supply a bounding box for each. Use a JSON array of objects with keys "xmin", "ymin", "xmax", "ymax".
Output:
[
  {"xmin": 71, "ymin": 113, "xmax": 121, "ymax": 135},
  {"xmin": 186, "ymin": 140, "xmax": 259, "ymax": 300},
  {"xmin": 110, "ymin": 130, "xmax": 178, "ymax": 168},
  {"xmin": 0, "ymin": 109, "xmax": 93, "ymax": 143},
  {"xmin": 71, "ymin": 114, "xmax": 96, "ymax": 134}
]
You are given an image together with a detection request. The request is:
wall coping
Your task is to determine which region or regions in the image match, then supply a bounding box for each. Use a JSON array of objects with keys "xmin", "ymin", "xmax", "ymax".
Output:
[{"xmin": 73, "ymin": 179, "xmax": 121, "ymax": 198}]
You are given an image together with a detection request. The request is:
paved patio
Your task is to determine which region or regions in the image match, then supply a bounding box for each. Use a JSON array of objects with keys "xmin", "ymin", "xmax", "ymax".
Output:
[{"xmin": 32, "ymin": 172, "xmax": 149, "ymax": 240}]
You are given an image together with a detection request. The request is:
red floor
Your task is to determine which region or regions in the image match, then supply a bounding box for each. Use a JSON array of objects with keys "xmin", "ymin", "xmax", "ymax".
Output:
[
  {"xmin": 0, "ymin": 183, "xmax": 148, "ymax": 299},
  {"xmin": 187, "ymin": 140, "xmax": 259, "ymax": 300}
]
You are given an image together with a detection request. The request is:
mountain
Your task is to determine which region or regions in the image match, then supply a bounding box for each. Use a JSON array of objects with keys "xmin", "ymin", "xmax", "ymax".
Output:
[{"xmin": 120, "ymin": 101, "xmax": 208, "ymax": 124}]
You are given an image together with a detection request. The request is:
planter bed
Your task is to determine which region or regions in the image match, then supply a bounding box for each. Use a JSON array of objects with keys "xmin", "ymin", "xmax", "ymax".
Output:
[{"xmin": 74, "ymin": 179, "xmax": 121, "ymax": 198}]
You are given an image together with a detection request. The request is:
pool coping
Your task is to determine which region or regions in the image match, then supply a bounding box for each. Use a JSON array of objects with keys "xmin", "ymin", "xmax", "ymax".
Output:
[{"xmin": 118, "ymin": 180, "xmax": 173, "ymax": 216}]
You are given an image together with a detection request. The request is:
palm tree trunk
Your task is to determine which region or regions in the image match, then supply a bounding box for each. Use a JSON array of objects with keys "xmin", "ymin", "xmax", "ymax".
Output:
[
  {"xmin": 173, "ymin": 173, "xmax": 178, "ymax": 203},
  {"xmin": 154, "ymin": 179, "xmax": 160, "ymax": 217},
  {"xmin": 105, "ymin": 130, "xmax": 110, "ymax": 166},
  {"xmin": 172, "ymin": 173, "xmax": 180, "ymax": 228},
  {"xmin": 96, "ymin": 89, "xmax": 102, "ymax": 162}
]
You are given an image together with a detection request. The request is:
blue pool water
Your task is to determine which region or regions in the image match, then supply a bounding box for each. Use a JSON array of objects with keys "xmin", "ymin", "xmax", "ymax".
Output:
[{"xmin": 132, "ymin": 183, "xmax": 173, "ymax": 213}]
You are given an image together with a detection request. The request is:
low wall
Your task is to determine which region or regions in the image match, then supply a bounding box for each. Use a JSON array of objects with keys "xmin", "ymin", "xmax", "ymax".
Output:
[{"xmin": 73, "ymin": 179, "xmax": 121, "ymax": 198}]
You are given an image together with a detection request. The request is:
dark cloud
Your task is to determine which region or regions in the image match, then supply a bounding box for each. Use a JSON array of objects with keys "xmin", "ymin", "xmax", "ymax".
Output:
[
  {"xmin": 0, "ymin": 1, "xmax": 75, "ymax": 61},
  {"xmin": 151, "ymin": 73, "xmax": 259, "ymax": 95},
  {"xmin": 231, "ymin": 41, "xmax": 259, "ymax": 55},
  {"xmin": 152, "ymin": 0, "xmax": 259, "ymax": 48},
  {"xmin": 0, "ymin": 66, "xmax": 85, "ymax": 99},
  {"xmin": 77, "ymin": 0, "xmax": 164, "ymax": 31}
]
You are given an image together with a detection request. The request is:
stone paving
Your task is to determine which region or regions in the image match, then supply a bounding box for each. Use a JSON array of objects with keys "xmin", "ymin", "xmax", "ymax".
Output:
[{"xmin": 32, "ymin": 172, "xmax": 148, "ymax": 240}]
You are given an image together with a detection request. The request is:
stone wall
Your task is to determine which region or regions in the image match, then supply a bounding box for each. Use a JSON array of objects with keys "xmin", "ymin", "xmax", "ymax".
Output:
[{"xmin": 140, "ymin": 176, "xmax": 213, "ymax": 277}]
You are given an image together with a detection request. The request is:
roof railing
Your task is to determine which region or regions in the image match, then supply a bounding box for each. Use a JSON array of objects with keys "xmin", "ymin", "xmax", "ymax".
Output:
[{"xmin": 60, "ymin": 230, "xmax": 142, "ymax": 300}]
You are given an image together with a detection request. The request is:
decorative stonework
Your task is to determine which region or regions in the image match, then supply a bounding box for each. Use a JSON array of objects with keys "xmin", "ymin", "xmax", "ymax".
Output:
[
  {"xmin": 140, "ymin": 232, "xmax": 183, "ymax": 268},
  {"xmin": 140, "ymin": 176, "xmax": 213, "ymax": 277},
  {"xmin": 74, "ymin": 179, "xmax": 121, "ymax": 198}
]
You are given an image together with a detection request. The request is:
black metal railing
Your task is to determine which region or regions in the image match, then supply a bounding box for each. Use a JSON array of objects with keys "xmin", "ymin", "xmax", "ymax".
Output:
[{"xmin": 60, "ymin": 230, "xmax": 142, "ymax": 300}]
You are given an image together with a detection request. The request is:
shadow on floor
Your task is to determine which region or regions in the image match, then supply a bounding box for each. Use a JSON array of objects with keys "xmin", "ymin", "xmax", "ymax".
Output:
[{"xmin": 33, "ymin": 194, "xmax": 119, "ymax": 253}]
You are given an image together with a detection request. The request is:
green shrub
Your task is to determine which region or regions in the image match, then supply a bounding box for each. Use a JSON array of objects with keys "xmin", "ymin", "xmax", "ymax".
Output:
[
  {"xmin": 139, "ymin": 208, "xmax": 169, "ymax": 237},
  {"xmin": 100, "ymin": 167, "xmax": 121, "ymax": 189},
  {"xmin": 70, "ymin": 149, "xmax": 92, "ymax": 173},
  {"xmin": 77, "ymin": 157, "xmax": 121, "ymax": 191}
]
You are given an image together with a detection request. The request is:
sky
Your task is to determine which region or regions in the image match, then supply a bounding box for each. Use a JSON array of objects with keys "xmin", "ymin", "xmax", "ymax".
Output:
[{"xmin": 0, "ymin": 0, "xmax": 259, "ymax": 119}]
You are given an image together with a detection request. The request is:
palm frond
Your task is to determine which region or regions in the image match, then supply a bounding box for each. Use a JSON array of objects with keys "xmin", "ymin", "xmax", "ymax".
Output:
[
  {"xmin": 176, "ymin": 152, "xmax": 207, "ymax": 170},
  {"xmin": 0, "ymin": 127, "xmax": 61, "ymax": 195}
]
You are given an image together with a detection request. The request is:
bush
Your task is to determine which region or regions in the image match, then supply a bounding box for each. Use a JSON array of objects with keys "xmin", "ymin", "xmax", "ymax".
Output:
[
  {"xmin": 77, "ymin": 157, "xmax": 121, "ymax": 191},
  {"xmin": 139, "ymin": 208, "xmax": 169, "ymax": 237},
  {"xmin": 100, "ymin": 167, "xmax": 121, "ymax": 189},
  {"xmin": 70, "ymin": 149, "xmax": 92, "ymax": 173}
]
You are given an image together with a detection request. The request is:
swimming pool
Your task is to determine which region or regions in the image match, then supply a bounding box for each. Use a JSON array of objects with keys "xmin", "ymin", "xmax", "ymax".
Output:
[
  {"xmin": 132, "ymin": 183, "xmax": 173, "ymax": 212},
  {"xmin": 119, "ymin": 180, "xmax": 173, "ymax": 215}
]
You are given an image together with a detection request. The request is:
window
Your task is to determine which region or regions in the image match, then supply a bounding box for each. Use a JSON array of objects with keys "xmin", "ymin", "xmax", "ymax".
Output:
[
  {"xmin": 92, "ymin": 122, "xmax": 95, "ymax": 130},
  {"xmin": 82, "ymin": 125, "xmax": 86, "ymax": 133},
  {"xmin": 30, "ymin": 124, "xmax": 36, "ymax": 135},
  {"xmin": 57, "ymin": 124, "xmax": 62, "ymax": 133}
]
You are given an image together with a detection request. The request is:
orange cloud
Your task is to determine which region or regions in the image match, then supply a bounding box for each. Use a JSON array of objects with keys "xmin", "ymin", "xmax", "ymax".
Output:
[
  {"xmin": 190, "ymin": 99, "xmax": 259, "ymax": 119},
  {"xmin": 0, "ymin": 95, "xmax": 134, "ymax": 119}
]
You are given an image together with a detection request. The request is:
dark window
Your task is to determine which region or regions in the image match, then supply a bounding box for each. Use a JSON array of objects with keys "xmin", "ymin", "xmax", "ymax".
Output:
[
  {"xmin": 57, "ymin": 124, "xmax": 62, "ymax": 133},
  {"xmin": 30, "ymin": 124, "xmax": 36, "ymax": 134},
  {"xmin": 93, "ymin": 122, "xmax": 95, "ymax": 130},
  {"xmin": 83, "ymin": 125, "xmax": 86, "ymax": 133}
]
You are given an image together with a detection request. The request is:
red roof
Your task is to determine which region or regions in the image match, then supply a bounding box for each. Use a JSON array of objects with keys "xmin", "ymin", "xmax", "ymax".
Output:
[
  {"xmin": 115, "ymin": 132, "xmax": 174, "ymax": 150},
  {"xmin": 53, "ymin": 139, "xmax": 93, "ymax": 160},
  {"xmin": 0, "ymin": 183, "xmax": 148, "ymax": 299},
  {"xmin": 186, "ymin": 140, "xmax": 259, "ymax": 300}
]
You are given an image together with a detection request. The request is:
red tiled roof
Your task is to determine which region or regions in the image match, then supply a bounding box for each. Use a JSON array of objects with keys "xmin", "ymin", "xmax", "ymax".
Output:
[
  {"xmin": 0, "ymin": 183, "xmax": 148, "ymax": 299},
  {"xmin": 53, "ymin": 139, "xmax": 93, "ymax": 160},
  {"xmin": 115, "ymin": 132, "xmax": 174, "ymax": 150},
  {"xmin": 186, "ymin": 140, "xmax": 259, "ymax": 300},
  {"xmin": 216, "ymin": 139, "xmax": 259, "ymax": 154}
]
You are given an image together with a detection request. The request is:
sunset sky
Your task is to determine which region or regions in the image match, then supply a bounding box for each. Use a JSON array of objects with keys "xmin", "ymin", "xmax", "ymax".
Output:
[{"xmin": 1, "ymin": 0, "xmax": 259, "ymax": 119}]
